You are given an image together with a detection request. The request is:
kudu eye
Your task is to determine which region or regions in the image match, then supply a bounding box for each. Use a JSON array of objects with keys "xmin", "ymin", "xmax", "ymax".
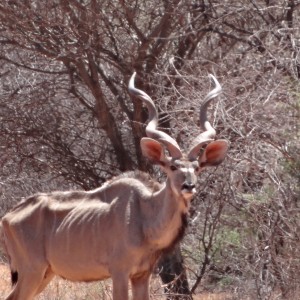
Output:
[{"xmin": 170, "ymin": 165, "xmax": 178, "ymax": 171}]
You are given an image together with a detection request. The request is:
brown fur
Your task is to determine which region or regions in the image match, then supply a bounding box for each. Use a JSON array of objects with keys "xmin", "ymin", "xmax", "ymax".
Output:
[{"xmin": 1, "ymin": 170, "xmax": 191, "ymax": 300}]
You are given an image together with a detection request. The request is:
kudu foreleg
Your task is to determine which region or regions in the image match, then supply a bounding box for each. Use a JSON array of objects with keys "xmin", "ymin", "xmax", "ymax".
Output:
[
  {"xmin": 5, "ymin": 267, "xmax": 48, "ymax": 300},
  {"xmin": 131, "ymin": 272, "xmax": 151, "ymax": 300},
  {"xmin": 112, "ymin": 272, "xmax": 129, "ymax": 300}
]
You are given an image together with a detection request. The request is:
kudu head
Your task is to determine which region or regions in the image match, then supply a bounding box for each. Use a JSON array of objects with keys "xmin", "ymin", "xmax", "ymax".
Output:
[{"xmin": 128, "ymin": 72, "xmax": 228, "ymax": 202}]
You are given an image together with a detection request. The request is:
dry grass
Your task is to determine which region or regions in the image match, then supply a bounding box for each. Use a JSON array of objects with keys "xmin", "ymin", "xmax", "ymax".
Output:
[
  {"xmin": 1, "ymin": 264, "xmax": 113, "ymax": 299},
  {"xmin": 0, "ymin": 264, "xmax": 270, "ymax": 300},
  {"xmin": 1, "ymin": 264, "xmax": 111, "ymax": 299},
  {"xmin": 193, "ymin": 293, "xmax": 233, "ymax": 300},
  {"xmin": 1, "ymin": 264, "xmax": 10, "ymax": 297},
  {"xmin": 1, "ymin": 263, "xmax": 233, "ymax": 300},
  {"xmin": 1, "ymin": 264, "xmax": 163, "ymax": 299},
  {"xmin": 4, "ymin": 263, "xmax": 297, "ymax": 300}
]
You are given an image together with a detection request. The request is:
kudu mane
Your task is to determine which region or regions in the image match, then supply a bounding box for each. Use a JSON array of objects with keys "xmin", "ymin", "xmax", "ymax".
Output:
[
  {"xmin": 11, "ymin": 171, "xmax": 161, "ymax": 209},
  {"xmin": 105, "ymin": 171, "xmax": 162, "ymax": 193}
]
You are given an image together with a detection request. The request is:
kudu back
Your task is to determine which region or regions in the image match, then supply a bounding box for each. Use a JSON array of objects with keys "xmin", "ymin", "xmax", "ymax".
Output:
[{"xmin": 0, "ymin": 73, "xmax": 228, "ymax": 300}]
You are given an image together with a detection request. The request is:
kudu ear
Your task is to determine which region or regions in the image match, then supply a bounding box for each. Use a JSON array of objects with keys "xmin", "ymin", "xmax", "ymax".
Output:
[
  {"xmin": 199, "ymin": 140, "xmax": 229, "ymax": 168},
  {"xmin": 140, "ymin": 137, "xmax": 166, "ymax": 165}
]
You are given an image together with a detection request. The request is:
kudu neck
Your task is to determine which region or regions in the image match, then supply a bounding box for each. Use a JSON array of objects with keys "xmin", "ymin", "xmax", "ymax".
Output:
[
  {"xmin": 141, "ymin": 178, "xmax": 188, "ymax": 249},
  {"xmin": 150, "ymin": 178, "xmax": 190, "ymax": 212}
]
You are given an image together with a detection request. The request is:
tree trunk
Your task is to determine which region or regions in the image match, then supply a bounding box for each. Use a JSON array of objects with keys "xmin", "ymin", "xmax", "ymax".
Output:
[{"xmin": 158, "ymin": 245, "xmax": 193, "ymax": 300}]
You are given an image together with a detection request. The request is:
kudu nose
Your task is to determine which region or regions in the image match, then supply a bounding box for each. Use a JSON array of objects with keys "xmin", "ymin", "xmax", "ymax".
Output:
[{"xmin": 182, "ymin": 182, "xmax": 196, "ymax": 191}]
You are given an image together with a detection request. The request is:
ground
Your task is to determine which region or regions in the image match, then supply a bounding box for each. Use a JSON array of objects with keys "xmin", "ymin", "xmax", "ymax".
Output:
[{"xmin": 0, "ymin": 263, "xmax": 234, "ymax": 300}]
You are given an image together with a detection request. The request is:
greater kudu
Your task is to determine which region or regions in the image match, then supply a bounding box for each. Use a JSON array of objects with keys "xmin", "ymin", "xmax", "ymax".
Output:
[{"xmin": 0, "ymin": 72, "xmax": 228, "ymax": 300}]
